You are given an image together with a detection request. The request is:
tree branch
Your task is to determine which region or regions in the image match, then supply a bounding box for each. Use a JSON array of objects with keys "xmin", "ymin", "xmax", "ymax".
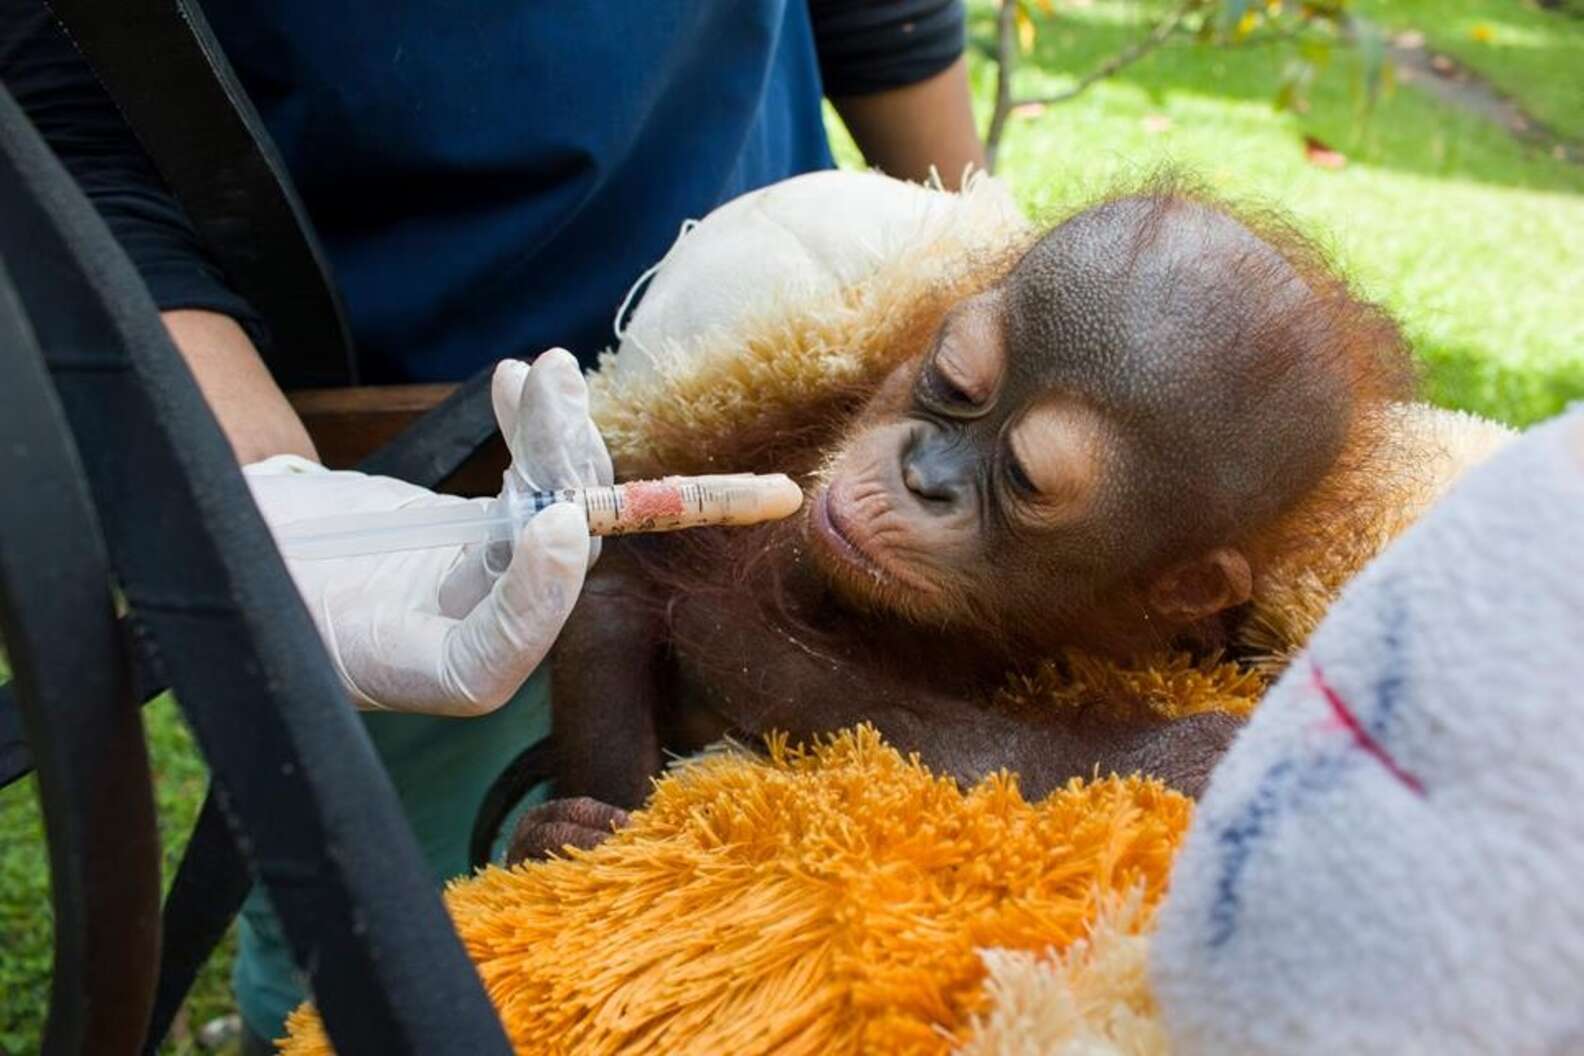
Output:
[
  {"xmin": 1020, "ymin": 0, "xmax": 1198, "ymax": 107},
  {"xmin": 985, "ymin": 0, "xmax": 1022, "ymax": 174},
  {"xmin": 1196, "ymin": 21, "xmax": 1311, "ymax": 50}
]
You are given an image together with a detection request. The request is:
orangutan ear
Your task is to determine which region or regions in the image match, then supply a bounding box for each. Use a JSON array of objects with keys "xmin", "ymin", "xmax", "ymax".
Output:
[{"xmin": 1147, "ymin": 547, "xmax": 1253, "ymax": 625}]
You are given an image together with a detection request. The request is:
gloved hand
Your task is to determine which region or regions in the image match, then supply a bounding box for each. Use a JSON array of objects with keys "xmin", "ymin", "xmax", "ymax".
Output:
[{"xmin": 245, "ymin": 349, "xmax": 611, "ymax": 716}]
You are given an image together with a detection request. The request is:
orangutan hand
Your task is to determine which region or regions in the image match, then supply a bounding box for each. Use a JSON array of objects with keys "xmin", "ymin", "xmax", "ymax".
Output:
[{"xmin": 506, "ymin": 796, "xmax": 631, "ymax": 865}]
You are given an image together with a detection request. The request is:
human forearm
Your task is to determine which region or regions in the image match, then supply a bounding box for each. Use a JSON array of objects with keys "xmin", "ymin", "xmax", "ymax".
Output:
[
  {"xmin": 831, "ymin": 57, "xmax": 986, "ymax": 190},
  {"xmin": 2, "ymin": 4, "xmax": 295, "ymax": 462},
  {"xmin": 807, "ymin": 0, "xmax": 984, "ymax": 189},
  {"xmin": 162, "ymin": 309, "xmax": 318, "ymax": 464}
]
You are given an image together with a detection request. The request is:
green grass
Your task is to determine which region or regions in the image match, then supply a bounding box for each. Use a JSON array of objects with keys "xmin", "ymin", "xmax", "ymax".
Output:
[
  {"xmin": 4, "ymin": 3, "xmax": 1583, "ymax": 1050},
  {"xmin": 832, "ymin": 0, "xmax": 1584, "ymax": 426},
  {"xmin": 1356, "ymin": 0, "xmax": 1584, "ymax": 142},
  {"xmin": 0, "ymin": 687, "xmax": 238, "ymax": 1056}
]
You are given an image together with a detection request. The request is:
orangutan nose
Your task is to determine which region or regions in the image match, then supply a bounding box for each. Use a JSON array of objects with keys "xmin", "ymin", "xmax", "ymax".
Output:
[{"xmin": 902, "ymin": 438, "xmax": 972, "ymax": 512}]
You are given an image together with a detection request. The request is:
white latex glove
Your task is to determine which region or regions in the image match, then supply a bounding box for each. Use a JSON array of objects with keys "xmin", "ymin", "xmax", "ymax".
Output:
[
  {"xmin": 245, "ymin": 349, "xmax": 610, "ymax": 716},
  {"xmin": 489, "ymin": 351, "xmax": 612, "ymax": 565}
]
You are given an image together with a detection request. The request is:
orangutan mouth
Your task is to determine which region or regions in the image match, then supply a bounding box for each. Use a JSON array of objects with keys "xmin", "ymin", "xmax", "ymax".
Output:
[
  {"xmin": 810, "ymin": 487, "xmax": 888, "ymax": 581},
  {"xmin": 809, "ymin": 487, "xmax": 937, "ymax": 599}
]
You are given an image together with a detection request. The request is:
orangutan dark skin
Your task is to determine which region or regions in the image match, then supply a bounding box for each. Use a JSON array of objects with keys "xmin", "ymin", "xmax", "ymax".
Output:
[{"xmin": 508, "ymin": 189, "xmax": 1413, "ymax": 863}]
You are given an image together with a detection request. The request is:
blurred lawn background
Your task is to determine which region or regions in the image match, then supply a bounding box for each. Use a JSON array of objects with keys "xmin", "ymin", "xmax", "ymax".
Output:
[
  {"xmin": 0, "ymin": 694, "xmax": 233, "ymax": 1056},
  {"xmin": 830, "ymin": 0, "xmax": 1584, "ymax": 425},
  {"xmin": 4, "ymin": 0, "xmax": 1582, "ymax": 1051}
]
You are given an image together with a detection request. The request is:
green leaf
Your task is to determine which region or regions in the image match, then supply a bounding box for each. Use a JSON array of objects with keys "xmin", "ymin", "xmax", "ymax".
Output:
[
  {"xmin": 1015, "ymin": 2, "xmax": 1038, "ymax": 53},
  {"xmin": 1217, "ymin": 0, "xmax": 1253, "ymax": 39}
]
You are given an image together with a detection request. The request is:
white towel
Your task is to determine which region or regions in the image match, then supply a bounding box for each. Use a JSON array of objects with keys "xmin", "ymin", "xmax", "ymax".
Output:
[{"xmin": 1151, "ymin": 409, "xmax": 1584, "ymax": 1055}]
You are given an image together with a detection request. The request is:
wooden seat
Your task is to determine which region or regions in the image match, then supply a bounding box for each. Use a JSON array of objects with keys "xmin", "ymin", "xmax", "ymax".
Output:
[{"xmin": 291, "ymin": 384, "xmax": 508, "ymax": 496}]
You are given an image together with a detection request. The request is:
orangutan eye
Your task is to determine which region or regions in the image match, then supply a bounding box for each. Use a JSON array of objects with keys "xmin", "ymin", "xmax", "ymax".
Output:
[
  {"xmin": 919, "ymin": 363, "xmax": 976, "ymax": 409},
  {"xmin": 1006, "ymin": 450, "xmax": 1038, "ymax": 496}
]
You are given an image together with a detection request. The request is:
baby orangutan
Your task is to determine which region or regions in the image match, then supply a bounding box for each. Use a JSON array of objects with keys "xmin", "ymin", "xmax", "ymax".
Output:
[{"xmin": 506, "ymin": 187, "xmax": 1414, "ymax": 862}]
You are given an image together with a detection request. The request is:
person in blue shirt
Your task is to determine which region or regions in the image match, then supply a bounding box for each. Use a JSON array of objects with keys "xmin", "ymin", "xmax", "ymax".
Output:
[{"xmin": 1, "ymin": 2, "xmax": 983, "ymax": 1048}]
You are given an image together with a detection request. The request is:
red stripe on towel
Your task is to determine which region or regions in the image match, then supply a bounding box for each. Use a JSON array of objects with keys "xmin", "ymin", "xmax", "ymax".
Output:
[{"xmin": 1311, "ymin": 661, "xmax": 1426, "ymax": 797}]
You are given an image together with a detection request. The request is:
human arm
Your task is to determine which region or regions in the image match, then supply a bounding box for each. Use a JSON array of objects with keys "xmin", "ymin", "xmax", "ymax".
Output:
[
  {"xmin": 4, "ymin": 6, "xmax": 613, "ymax": 716},
  {"xmin": 809, "ymin": 0, "xmax": 987, "ymax": 189},
  {"xmin": 164, "ymin": 309, "xmax": 319, "ymax": 463},
  {"xmin": 830, "ymin": 58, "xmax": 985, "ymax": 190}
]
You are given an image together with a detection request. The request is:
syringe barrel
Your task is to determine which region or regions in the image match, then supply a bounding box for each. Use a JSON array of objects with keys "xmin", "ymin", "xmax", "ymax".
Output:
[
  {"xmin": 516, "ymin": 474, "xmax": 804, "ymax": 536},
  {"xmin": 277, "ymin": 472, "xmax": 807, "ymax": 560}
]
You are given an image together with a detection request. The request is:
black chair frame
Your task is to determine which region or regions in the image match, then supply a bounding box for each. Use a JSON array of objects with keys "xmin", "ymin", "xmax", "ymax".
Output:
[{"xmin": 0, "ymin": 84, "xmax": 515, "ymax": 1055}]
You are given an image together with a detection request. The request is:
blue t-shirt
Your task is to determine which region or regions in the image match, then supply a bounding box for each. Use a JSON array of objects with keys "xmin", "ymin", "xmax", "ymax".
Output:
[
  {"xmin": 197, "ymin": 1, "xmax": 833, "ymax": 1040},
  {"xmin": 0, "ymin": 0, "xmax": 971, "ymax": 1044},
  {"xmin": 203, "ymin": 0, "xmax": 835, "ymax": 380}
]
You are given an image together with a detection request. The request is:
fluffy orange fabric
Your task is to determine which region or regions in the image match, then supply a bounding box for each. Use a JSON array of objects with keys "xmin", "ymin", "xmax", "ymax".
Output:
[
  {"xmin": 996, "ymin": 650, "xmax": 1266, "ymax": 725},
  {"xmin": 280, "ymin": 725, "xmax": 1190, "ymax": 1056},
  {"xmin": 281, "ymin": 166, "xmax": 1514, "ymax": 1054}
]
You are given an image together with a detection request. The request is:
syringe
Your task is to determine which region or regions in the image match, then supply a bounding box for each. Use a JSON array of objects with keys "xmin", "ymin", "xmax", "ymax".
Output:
[{"xmin": 275, "ymin": 473, "xmax": 805, "ymax": 560}]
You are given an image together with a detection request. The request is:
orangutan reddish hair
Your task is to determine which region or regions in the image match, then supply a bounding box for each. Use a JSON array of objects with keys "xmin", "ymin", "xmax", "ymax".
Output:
[{"xmin": 506, "ymin": 181, "xmax": 1416, "ymax": 861}]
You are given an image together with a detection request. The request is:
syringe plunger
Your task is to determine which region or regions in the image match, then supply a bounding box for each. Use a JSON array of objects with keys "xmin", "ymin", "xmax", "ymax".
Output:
[{"xmin": 275, "ymin": 472, "xmax": 804, "ymax": 560}]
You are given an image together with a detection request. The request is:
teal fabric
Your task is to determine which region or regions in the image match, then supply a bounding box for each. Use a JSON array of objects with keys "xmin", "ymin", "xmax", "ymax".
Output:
[{"xmin": 232, "ymin": 669, "xmax": 553, "ymax": 1042}]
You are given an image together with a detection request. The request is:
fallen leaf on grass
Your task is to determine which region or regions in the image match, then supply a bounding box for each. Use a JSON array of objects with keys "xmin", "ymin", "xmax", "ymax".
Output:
[
  {"xmin": 1302, "ymin": 135, "xmax": 1347, "ymax": 169},
  {"xmin": 1016, "ymin": 3, "xmax": 1036, "ymax": 53}
]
